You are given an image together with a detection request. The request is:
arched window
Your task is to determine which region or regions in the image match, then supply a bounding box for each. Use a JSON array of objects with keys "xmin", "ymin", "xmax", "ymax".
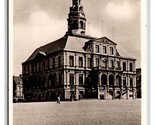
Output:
[
  {"xmin": 102, "ymin": 74, "xmax": 107, "ymax": 86},
  {"xmin": 116, "ymin": 75, "xmax": 121, "ymax": 86},
  {"xmin": 130, "ymin": 78, "xmax": 133, "ymax": 87},
  {"xmin": 109, "ymin": 75, "xmax": 114, "ymax": 86},
  {"xmin": 80, "ymin": 21, "xmax": 84, "ymax": 29},
  {"xmin": 71, "ymin": 20, "xmax": 78, "ymax": 29}
]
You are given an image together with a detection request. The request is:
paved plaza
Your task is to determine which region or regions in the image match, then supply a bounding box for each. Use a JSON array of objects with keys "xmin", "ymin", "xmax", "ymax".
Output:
[{"xmin": 13, "ymin": 99, "xmax": 141, "ymax": 125}]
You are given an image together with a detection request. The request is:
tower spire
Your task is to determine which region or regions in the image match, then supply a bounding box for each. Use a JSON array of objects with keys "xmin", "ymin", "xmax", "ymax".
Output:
[{"xmin": 67, "ymin": 0, "xmax": 86, "ymax": 35}]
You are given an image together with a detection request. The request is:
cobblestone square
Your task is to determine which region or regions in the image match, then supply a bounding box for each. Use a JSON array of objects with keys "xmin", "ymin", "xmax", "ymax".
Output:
[{"xmin": 13, "ymin": 99, "xmax": 141, "ymax": 125}]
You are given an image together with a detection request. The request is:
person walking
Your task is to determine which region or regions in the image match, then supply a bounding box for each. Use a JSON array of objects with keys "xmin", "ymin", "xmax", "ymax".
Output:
[{"xmin": 57, "ymin": 96, "xmax": 60, "ymax": 104}]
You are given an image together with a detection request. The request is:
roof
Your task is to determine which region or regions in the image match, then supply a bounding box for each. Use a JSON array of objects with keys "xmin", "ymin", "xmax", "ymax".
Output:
[
  {"xmin": 116, "ymin": 45, "xmax": 136, "ymax": 59},
  {"xmin": 26, "ymin": 35, "xmax": 68, "ymax": 62},
  {"xmin": 25, "ymin": 34, "xmax": 92, "ymax": 62},
  {"xmin": 24, "ymin": 33, "xmax": 136, "ymax": 63},
  {"xmin": 64, "ymin": 35, "xmax": 90, "ymax": 52},
  {"xmin": 13, "ymin": 76, "xmax": 22, "ymax": 84}
]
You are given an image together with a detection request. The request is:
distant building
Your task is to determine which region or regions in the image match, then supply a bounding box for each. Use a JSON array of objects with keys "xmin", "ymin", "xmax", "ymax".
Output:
[
  {"xmin": 136, "ymin": 68, "xmax": 141, "ymax": 98},
  {"xmin": 22, "ymin": 0, "xmax": 137, "ymax": 101},
  {"xmin": 13, "ymin": 76, "xmax": 24, "ymax": 102}
]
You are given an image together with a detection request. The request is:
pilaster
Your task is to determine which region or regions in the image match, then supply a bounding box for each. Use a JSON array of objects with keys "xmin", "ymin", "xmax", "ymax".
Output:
[{"xmin": 98, "ymin": 72, "xmax": 102, "ymax": 100}]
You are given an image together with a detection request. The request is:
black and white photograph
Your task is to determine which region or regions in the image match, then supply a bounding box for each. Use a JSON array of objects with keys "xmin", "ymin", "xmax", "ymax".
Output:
[{"xmin": 10, "ymin": 0, "xmax": 144, "ymax": 125}]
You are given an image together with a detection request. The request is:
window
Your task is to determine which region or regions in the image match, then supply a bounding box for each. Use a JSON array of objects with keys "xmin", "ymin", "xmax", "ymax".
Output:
[
  {"xmin": 79, "ymin": 57, "xmax": 83, "ymax": 67},
  {"xmin": 79, "ymin": 74, "xmax": 83, "ymax": 86},
  {"xmin": 80, "ymin": 21, "xmax": 84, "ymax": 29},
  {"xmin": 53, "ymin": 58, "xmax": 55, "ymax": 69},
  {"xmin": 123, "ymin": 77, "xmax": 126, "ymax": 86},
  {"xmin": 26, "ymin": 65, "xmax": 29, "ymax": 74},
  {"xmin": 22, "ymin": 66, "xmax": 25, "ymax": 74},
  {"xmin": 101, "ymin": 60, "xmax": 106, "ymax": 67},
  {"xmin": 130, "ymin": 78, "xmax": 133, "ymax": 87},
  {"xmin": 96, "ymin": 58, "xmax": 99, "ymax": 67},
  {"xmin": 45, "ymin": 60, "xmax": 49, "ymax": 70},
  {"xmin": 103, "ymin": 46, "xmax": 107, "ymax": 54},
  {"xmin": 49, "ymin": 58, "xmax": 53, "ymax": 69},
  {"xmin": 40, "ymin": 61, "xmax": 44, "ymax": 71},
  {"xmin": 58, "ymin": 56, "xmax": 61, "ymax": 68},
  {"xmin": 109, "ymin": 60, "xmax": 114, "ymax": 68},
  {"xmin": 130, "ymin": 63, "xmax": 133, "ymax": 72},
  {"xmin": 33, "ymin": 63, "xmax": 37, "ymax": 72},
  {"xmin": 48, "ymin": 78, "xmax": 51, "ymax": 87},
  {"xmin": 95, "ymin": 45, "xmax": 99, "ymax": 53},
  {"xmin": 70, "ymin": 74, "xmax": 74, "ymax": 86},
  {"xmin": 110, "ymin": 47, "xmax": 114, "ymax": 55},
  {"xmin": 37, "ymin": 63, "xmax": 39, "ymax": 72},
  {"xmin": 87, "ymin": 57, "xmax": 91, "ymax": 68},
  {"xmin": 72, "ymin": 20, "xmax": 78, "ymax": 29},
  {"xmin": 116, "ymin": 61, "xmax": 120, "ymax": 68},
  {"xmin": 123, "ymin": 62, "xmax": 126, "ymax": 71},
  {"xmin": 59, "ymin": 73, "xmax": 62, "ymax": 86},
  {"xmin": 69, "ymin": 56, "xmax": 74, "ymax": 67},
  {"xmin": 29, "ymin": 64, "xmax": 32, "ymax": 73}
]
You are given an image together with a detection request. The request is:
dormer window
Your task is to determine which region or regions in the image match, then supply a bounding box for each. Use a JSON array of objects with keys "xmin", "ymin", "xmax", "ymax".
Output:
[
  {"xmin": 110, "ymin": 47, "xmax": 114, "ymax": 55},
  {"xmin": 130, "ymin": 63, "xmax": 133, "ymax": 72}
]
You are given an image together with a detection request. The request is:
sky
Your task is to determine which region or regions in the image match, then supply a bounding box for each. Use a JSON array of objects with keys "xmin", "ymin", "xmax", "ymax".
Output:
[{"xmin": 13, "ymin": 0, "xmax": 141, "ymax": 76}]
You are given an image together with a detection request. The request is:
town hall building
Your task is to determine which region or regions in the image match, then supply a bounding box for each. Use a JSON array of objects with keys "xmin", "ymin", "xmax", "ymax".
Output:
[{"xmin": 22, "ymin": 0, "xmax": 137, "ymax": 101}]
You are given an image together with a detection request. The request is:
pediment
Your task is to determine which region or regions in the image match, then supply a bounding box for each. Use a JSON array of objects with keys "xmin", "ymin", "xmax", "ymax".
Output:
[{"xmin": 98, "ymin": 37, "xmax": 117, "ymax": 45}]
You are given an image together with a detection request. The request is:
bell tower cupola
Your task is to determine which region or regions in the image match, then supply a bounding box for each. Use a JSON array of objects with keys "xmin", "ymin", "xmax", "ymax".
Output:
[{"xmin": 67, "ymin": 0, "xmax": 86, "ymax": 35}]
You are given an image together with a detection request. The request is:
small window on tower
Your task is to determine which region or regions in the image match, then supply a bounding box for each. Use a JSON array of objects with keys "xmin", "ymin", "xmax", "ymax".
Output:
[
  {"xmin": 80, "ymin": 21, "xmax": 84, "ymax": 29},
  {"xmin": 72, "ymin": 20, "xmax": 78, "ymax": 29}
]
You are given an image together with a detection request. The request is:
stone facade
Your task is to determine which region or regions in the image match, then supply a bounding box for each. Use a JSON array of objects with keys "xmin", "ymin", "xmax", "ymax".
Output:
[{"xmin": 22, "ymin": 0, "xmax": 137, "ymax": 101}]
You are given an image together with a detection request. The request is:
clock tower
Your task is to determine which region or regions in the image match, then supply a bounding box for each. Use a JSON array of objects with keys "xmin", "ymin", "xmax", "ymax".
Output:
[{"xmin": 67, "ymin": 0, "xmax": 86, "ymax": 35}]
